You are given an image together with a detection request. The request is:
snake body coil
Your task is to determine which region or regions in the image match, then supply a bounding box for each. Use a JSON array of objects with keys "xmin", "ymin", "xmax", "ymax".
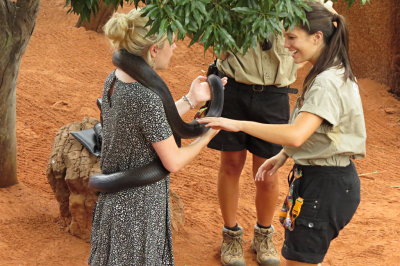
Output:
[{"xmin": 88, "ymin": 50, "xmax": 224, "ymax": 192}]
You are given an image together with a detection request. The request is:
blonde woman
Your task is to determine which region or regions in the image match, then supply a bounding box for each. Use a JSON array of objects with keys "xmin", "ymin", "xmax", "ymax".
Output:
[{"xmin": 88, "ymin": 9, "xmax": 226, "ymax": 265}]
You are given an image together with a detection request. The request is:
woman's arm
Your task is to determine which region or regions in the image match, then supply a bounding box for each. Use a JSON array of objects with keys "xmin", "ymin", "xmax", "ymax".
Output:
[
  {"xmin": 199, "ymin": 112, "xmax": 323, "ymax": 147},
  {"xmin": 152, "ymin": 128, "xmax": 219, "ymax": 173}
]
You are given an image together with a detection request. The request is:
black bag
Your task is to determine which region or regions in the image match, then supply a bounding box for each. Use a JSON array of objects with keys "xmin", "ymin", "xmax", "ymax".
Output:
[
  {"xmin": 70, "ymin": 124, "xmax": 102, "ymax": 157},
  {"xmin": 70, "ymin": 97, "xmax": 103, "ymax": 157}
]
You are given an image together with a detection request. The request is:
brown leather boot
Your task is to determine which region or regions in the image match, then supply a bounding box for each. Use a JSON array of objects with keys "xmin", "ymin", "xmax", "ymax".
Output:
[
  {"xmin": 251, "ymin": 225, "xmax": 280, "ymax": 266},
  {"xmin": 221, "ymin": 226, "xmax": 246, "ymax": 266}
]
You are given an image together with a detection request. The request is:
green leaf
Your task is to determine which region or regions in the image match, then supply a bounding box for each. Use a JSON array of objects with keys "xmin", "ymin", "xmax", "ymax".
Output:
[
  {"xmin": 158, "ymin": 19, "xmax": 169, "ymax": 35},
  {"xmin": 189, "ymin": 28, "xmax": 204, "ymax": 46},
  {"xmin": 231, "ymin": 7, "xmax": 258, "ymax": 15},
  {"xmin": 200, "ymin": 26, "xmax": 213, "ymax": 43},
  {"xmin": 164, "ymin": 5, "xmax": 174, "ymax": 18},
  {"xmin": 145, "ymin": 6, "xmax": 160, "ymax": 19},
  {"xmin": 167, "ymin": 29, "xmax": 174, "ymax": 44},
  {"xmin": 194, "ymin": 1, "xmax": 208, "ymax": 16},
  {"xmin": 146, "ymin": 19, "xmax": 162, "ymax": 36},
  {"xmin": 173, "ymin": 20, "xmax": 186, "ymax": 34}
]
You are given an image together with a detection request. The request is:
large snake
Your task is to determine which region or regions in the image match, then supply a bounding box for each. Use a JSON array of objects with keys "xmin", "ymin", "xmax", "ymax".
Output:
[{"xmin": 88, "ymin": 49, "xmax": 224, "ymax": 193}]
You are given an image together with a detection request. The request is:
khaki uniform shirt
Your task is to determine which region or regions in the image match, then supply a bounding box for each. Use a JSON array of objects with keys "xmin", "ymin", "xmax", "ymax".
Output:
[
  {"xmin": 217, "ymin": 34, "xmax": 297, "ymax": 87},
  {"xmin": 284, "ymin": 66, "xmax": 366, "ymax": 167}
]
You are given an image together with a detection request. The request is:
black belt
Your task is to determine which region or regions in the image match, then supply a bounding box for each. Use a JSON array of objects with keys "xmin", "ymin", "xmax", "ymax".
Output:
[{"xmin": 228, "ymin": 77, "xmax": 298, "ymax": 94}]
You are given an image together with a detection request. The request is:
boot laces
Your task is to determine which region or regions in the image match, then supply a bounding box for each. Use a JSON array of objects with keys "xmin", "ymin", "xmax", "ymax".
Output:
[
  {"xmin": 258, "ymin": 232, "xmax": 276, "ymax": 256},
  {"xmin": 224, "ymin": 236, "xmax": 243, "ymax": 257}
]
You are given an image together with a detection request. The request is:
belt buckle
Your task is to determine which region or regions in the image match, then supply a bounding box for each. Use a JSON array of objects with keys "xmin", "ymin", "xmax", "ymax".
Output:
[{"xmin": 252, "ymin": 84, "xmax": 264, "ymax": 92}]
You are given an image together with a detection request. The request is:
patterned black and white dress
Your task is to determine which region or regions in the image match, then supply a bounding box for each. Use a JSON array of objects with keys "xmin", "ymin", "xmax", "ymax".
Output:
[{"xmin": 89, "ymin": 70, "xmax": 174, "ymax": 266}]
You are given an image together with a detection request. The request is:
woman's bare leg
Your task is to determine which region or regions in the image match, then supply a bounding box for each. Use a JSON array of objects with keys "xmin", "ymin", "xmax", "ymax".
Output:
[{"xmin": 218, "ymin": 150, "xmax": 247, "ymax": 227}]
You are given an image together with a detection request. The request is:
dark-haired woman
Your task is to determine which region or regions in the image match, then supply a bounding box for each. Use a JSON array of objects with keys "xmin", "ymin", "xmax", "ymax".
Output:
[{"xmin": 200, "ymin": 2, "xmax": 366, "ymax": 265}]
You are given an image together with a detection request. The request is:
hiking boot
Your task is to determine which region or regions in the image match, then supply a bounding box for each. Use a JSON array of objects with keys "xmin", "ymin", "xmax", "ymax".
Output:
[
  {"xmin": 251, "ymin": 225, "xmax": 280, "ymax": 266},
  {"xmin": 221, "ymin": 226, "xmax": 246, "ymax": 266}
]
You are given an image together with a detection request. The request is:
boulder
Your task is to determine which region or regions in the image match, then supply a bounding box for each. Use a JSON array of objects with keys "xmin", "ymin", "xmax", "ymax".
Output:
[{"xmin": 47, "ymin": 117, "xmax": 184, "ymax": 241}]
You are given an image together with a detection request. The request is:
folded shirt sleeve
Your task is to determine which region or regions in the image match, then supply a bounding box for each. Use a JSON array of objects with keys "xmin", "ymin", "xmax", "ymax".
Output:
[{"xmin": 299, "ymin": 81, "xmax": 341, "ymax": 127}]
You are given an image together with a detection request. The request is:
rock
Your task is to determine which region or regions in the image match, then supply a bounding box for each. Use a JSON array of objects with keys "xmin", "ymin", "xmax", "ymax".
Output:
[
  {"xmin": 47, "ymin": 117, "xmax": 185, "ymax": 241},
  {"xmin": 170, "ymin": 190, "xmax": 185, "ymax": 233},
  {"xmin": 384, "ymin": 107, "xmax": 396, "ymax": 114}
]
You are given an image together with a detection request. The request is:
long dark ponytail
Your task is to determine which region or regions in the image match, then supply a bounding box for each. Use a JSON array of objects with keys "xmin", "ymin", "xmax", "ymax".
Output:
[{"xmin": 301, "ymin": 1, "xmax": 355, "ymax": 99}]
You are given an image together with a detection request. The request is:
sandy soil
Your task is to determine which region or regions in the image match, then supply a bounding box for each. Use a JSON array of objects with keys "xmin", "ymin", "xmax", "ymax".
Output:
[{"xmin": 1, "ymin": 1, "xmax": 399, "ymax": 265}]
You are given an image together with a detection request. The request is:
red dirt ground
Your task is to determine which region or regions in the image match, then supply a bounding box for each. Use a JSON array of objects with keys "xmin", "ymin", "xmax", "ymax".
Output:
[{"xmin": 1, "ymin": 1, "xmax": 399, "ymax": 265}]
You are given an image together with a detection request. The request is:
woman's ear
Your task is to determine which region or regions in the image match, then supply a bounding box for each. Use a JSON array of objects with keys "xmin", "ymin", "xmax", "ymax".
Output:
[
  {"xmin": 149, "ymin": 44, "xmax": 159, "ymax": 59},
  {"xmin": 313, "ymin": 31, "xmax": 324, "ymax": 45}
]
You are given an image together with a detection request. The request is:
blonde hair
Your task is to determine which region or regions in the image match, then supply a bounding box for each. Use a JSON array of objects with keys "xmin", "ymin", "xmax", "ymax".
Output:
[{"xmin": 103, "ymin": 9, "xmax": 167, "ymax": 65}]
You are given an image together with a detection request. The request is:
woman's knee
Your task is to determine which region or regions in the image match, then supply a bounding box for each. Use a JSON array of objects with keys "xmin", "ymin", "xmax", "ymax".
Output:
[
  {"xmin": 255, "ymin": 173, "xmax": 279, "ymax": 191},
  {"xmin": 219, "ymin": 151, "xmax": 247, "ymax": 175}
]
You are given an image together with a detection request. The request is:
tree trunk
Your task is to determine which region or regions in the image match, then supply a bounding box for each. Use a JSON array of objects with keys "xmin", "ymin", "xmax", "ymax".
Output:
[
  {"xmin": 0, "ymin": 0, "xmax": 40, "ymax": 187},
  {"xmin": 76, "ymin": 0, "xmax": 115, "ymax": 33}
]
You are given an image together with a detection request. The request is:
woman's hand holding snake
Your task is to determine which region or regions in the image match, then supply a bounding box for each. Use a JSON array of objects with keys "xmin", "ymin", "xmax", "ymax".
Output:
[{"xmin": 187, "ymin": 76, "xmax": 227, "ymax": 108}]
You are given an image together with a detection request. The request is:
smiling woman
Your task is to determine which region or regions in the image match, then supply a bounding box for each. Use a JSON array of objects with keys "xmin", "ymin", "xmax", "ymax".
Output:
[
  {"xmin": 199, "ymin": 1, "xmax": 366, "ymax": 265},
  {"xmin": 284, "ymin": 29, "xmax": 325, "ymax": 65}
]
